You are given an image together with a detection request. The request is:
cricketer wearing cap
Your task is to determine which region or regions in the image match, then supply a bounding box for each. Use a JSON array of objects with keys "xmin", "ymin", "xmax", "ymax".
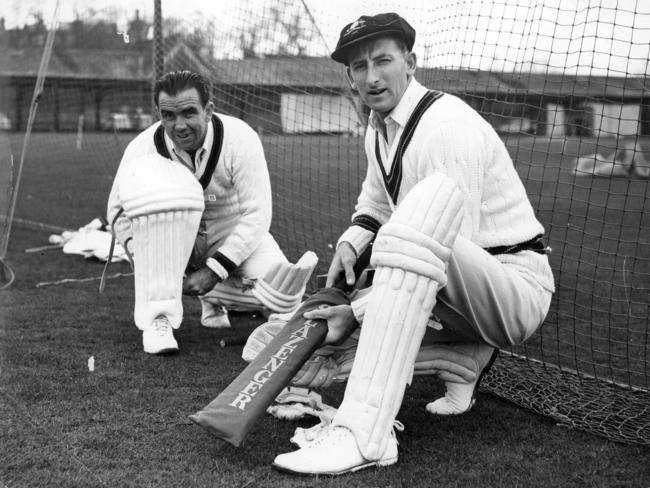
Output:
[
  {"xmin": 107, "ymin": 70, "xmax": 317, "ymax": 355},
  {"xmin": 261, "ymin": 12, "xmax": 555, "ymax": 475}
]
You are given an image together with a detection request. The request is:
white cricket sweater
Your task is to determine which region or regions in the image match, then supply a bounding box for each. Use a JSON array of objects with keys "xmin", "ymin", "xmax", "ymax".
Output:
[
  {"xmin": 340, "ymin": 78, "xmax": 555, "ymax": 322},
  {"xmin": 107, "ymin": 113, "xmax": 273, "ymax": 273}
]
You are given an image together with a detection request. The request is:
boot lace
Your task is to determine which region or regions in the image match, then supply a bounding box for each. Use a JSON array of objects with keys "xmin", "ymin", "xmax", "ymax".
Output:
[{"xmin": 152, "ymin": 315, "xmax": 171, "ymax": 335}]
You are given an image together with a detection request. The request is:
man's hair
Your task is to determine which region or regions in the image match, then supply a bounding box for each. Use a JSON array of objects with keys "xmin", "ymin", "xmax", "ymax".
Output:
[{"xmin": 153, "ymin": 70, "xmax": 212, "ymax": 107}]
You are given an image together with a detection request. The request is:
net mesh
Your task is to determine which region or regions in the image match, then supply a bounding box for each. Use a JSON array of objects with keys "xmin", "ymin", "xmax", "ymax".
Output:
[{"xmin": 1, "ymin": 0, "xmax": 649, "ymax": 444}]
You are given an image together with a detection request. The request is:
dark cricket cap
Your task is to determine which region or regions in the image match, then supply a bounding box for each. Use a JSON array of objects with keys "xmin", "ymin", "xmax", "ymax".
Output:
[{"xmin": 331, "ymin": 12, "xmax": 416, "ymax": 64}]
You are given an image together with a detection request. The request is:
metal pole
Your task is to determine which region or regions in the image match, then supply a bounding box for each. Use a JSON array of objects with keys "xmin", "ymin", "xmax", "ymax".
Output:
[
  {"xmin": 153, "ymin": 0, "xmax": 163, "ymax": 86},
  {"xmin": 1, "ymin": 1, "xmax": 60, "ymax": 261}
]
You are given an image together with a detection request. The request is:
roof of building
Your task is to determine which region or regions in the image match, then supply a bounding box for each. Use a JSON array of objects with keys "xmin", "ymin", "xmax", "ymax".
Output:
[
  {"xmin": 0, "ymin": 47, "xmax": 151, "ymax": 80},
  {"xmin": 1, "ymin": 45, "xmax": 648, "ymax": 98}
]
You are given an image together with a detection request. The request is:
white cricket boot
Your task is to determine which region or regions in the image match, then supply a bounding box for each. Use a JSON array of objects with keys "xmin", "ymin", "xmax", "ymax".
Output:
[
  {"xmin": 291, "ymin": 419, "xmax": 403, "ymax": 451},
  {"xmin": 200, "ymin": 301, "xmax": 231, "ymax": 328},
  {"xmin": 272, "ymin": 425, "xmax": 398, "ymax": 476},
  {"xmin": 142, "ymin": 315, "xmax": 179, "ymax": 355},
  {"xmin": 426, "ymin": 344, "xmax": 498, "ymax": 415}
]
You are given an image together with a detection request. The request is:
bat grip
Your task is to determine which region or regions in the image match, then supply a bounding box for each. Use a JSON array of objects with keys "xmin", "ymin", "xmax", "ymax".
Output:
[{"xmin": 331, "ymin": 241, "xmax": 373, "ymax": 293}]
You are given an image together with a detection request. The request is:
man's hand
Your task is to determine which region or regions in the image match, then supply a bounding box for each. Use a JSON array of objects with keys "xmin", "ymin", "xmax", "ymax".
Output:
[
  {"xmin": 303, "ymin": 304, "xmax": 358, "ymax": 345},
  {"xmin": 326, "ymin": 242, "xmax": 358, "ymax": 288},
  {"xmin": 183, "ymin": 266, "xmax": 221, "ymax": 296}
]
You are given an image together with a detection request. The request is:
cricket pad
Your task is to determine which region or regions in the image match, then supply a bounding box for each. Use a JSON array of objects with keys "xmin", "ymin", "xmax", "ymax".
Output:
[
  {"xmin": 333, "ymin": 173, "xmax": 464, "ymax": 460},
  {"xmin": 118, "ymin": 153, "xmax": 204, "ymax": 330}
]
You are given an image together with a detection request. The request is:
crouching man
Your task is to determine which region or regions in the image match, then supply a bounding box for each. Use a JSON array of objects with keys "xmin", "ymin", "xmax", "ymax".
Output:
[
  {"xmin": 244, "ymin": 13, "xmax": 554, "ymax": 475},
  {"xmin": 107, "ymin": 70, "xmax": 317, "ymax": 355}
]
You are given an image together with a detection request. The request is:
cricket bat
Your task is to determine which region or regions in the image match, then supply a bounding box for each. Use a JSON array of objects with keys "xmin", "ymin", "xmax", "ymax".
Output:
[{"xmin": 189, "ymin": 245, "xmax": 372, "ymax": 447}]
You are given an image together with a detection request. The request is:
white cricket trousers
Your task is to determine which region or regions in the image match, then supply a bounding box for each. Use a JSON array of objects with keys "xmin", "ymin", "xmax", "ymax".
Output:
[
  {"xmin": 194, "ymin": 233, "xmax": 290, "ymax": 311},
  {"xmin": 423, "ymin": 235, "xmax": 553, "ymax": 347}
]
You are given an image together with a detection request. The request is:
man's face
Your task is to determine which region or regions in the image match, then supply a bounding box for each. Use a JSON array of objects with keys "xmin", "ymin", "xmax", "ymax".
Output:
[
  {"xmin": 346, "ymin": 37, "xmax": 415, "ymax": 118},
  {"xmin": 157, "ymin": 88, "xmax": 213, "ymax": 152}
]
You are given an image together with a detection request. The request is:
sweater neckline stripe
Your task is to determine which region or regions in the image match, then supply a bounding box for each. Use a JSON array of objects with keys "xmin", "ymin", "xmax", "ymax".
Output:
[{"xmin": 375, "ymin": 90, "xmax": 443, "ymax": 204}]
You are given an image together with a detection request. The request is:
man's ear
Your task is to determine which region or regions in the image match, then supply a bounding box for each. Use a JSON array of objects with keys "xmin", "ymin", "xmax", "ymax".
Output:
[
  {"xmin": 406, "ymin": 52, "xmax": 416, "ymax": 76},
  {"xmin": 346, "ymin": 68, "xmax": 357, "ymax": 90},
  {"xmin": 205, "ymin": 101, "xmax": 214, "ymax": 119}
]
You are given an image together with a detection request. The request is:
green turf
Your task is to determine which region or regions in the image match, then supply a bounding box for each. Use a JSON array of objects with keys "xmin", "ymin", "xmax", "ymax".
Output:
[
  {"xmin": 7, "ymin": 132, "xmax": 649, "ymax": 386},
  {"xmin": 1, "ymin": 132, "xmax": 649, "ymax": 486},
  {"xmin": 2, "ymin": 227, "xmax": 648, "ymax": 487}
]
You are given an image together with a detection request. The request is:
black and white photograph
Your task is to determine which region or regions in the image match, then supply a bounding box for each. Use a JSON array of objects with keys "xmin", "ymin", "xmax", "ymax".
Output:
[{"xmin": 0, "ymin": 1, "xmax": 648, "ymax": 486}]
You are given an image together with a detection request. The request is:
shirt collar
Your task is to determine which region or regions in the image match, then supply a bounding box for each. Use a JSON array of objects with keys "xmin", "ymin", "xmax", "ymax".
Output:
[{"xmin": 368, "ymin": 78, "xmax": 428, "ymax": 131}]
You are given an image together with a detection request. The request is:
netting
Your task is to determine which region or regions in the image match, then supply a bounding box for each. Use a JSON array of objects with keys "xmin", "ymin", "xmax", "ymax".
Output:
[{"xmin": 1, "ymin": 0, "xmax": 649, "ymax": 444}]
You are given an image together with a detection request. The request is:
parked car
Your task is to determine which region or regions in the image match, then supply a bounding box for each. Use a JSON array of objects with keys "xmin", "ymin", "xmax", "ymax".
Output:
[
  {"xmin": 0, "ymin": 113, "xmax": 12, "ymax": 130},
  {"xmin": 103, "ymin": 112, "xmax": 133, "ymax": 131},
  {"xmin": 102, "ymin": 111, "xmax": 154, "ymax": 131},
  {"xmin": 133, "ymin": 112, "xmax": 153, "ymax": 130}
]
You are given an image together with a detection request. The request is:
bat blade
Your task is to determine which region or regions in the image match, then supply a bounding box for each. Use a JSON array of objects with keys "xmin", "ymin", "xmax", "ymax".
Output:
[{"xmin": 189, "ymin": 287, "xmax": 350, "ymax": 446}]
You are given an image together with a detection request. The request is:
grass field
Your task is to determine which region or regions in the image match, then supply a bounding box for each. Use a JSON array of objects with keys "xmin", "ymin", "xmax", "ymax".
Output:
[{"xmin": 1, "ymin": 132, "xmax": 649, "ymax": 487}]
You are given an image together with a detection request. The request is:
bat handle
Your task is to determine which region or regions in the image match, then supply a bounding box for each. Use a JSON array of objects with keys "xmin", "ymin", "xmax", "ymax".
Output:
[{"xmin": 331, "ymin": 241, "xmax": 373, "ymax": 293}]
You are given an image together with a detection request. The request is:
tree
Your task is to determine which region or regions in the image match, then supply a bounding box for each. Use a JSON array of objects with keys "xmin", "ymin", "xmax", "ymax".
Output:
[
  {"xmin": 235, "ymin": 0, "xmax": 316, "ymax": 58},
  {"xmin": 270, "ymin": 5, "xmax": 310, "ymax": 57},
  {"xmin": 240, "ymin": 29, "xmax": 259, "ymax": 59},
  {"xmin": 163, "ymin": 16, "xmax": 217, "ymax": 60}
]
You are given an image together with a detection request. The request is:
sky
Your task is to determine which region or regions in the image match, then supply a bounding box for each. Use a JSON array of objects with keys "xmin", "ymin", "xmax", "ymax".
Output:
[{"xmin": 2, "ymin": 0, "xmax": 650, "ymax": 75}]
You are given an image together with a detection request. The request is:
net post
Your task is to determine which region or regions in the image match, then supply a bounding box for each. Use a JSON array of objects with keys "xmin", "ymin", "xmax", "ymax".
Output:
[{"xmin": 152, "ymin": 0, "xmax": 163, "ymax": 108}]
